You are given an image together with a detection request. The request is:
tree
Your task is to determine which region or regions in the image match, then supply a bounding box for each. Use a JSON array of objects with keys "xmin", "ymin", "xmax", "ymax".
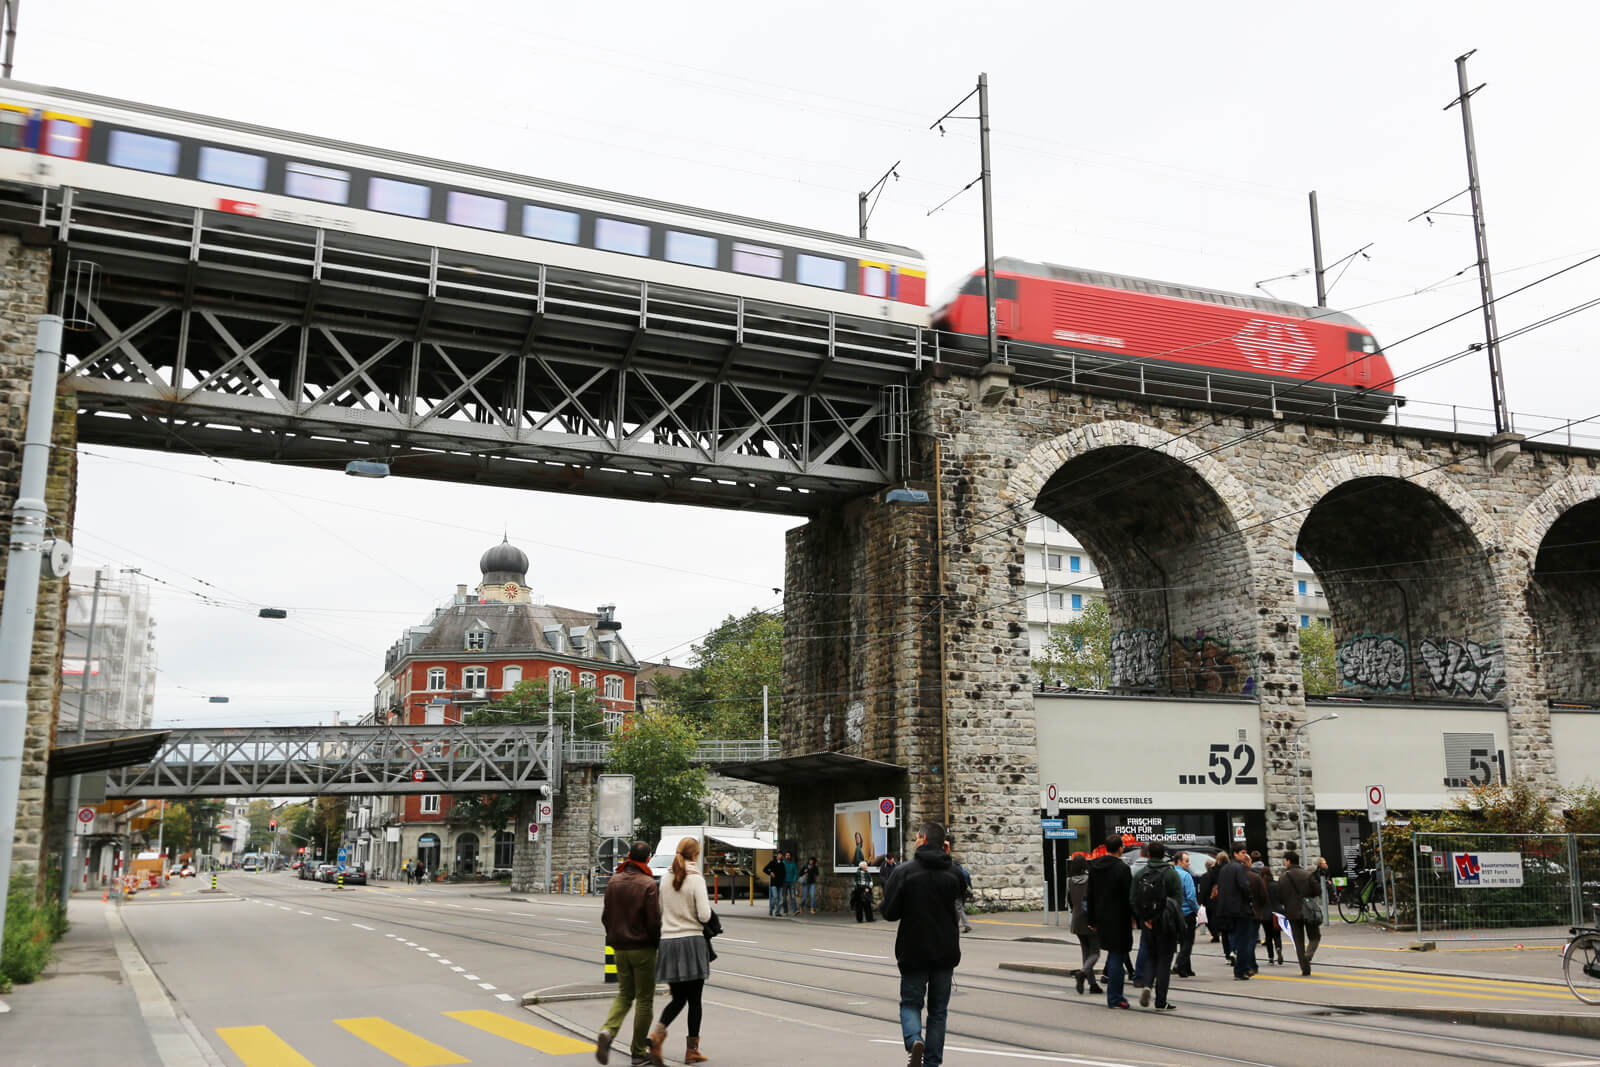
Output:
[
  {"xmin": 178, "ymin": 800, "xmax": 225, "ymax": 855},
  {"xmin": 244, "ymin": 799, "xmax": 278, "ymax": 853},
  {"xmin": 656, "ymin": 609, "xmax": 782, "ymax": 738},
  {"xmin": 1031, "ymin": 598, "xmax": 1111, "ymax": 689},
  {"xmin": 605, "ymin": 710, "xmax": 707, "ymax": 842},
  {"xmin": 158, "ymin": 803, "xmax": 193, "ymax": 855},
  {"xmin": 1298, "ymin": 622, "xmax": 1337, "ymax": 696}
]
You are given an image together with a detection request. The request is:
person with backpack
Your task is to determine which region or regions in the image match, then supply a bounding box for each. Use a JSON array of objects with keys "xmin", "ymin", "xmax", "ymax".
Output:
[
  {"xmin": 1280, "ymin": 852, "xmax": 1329, "ymax": 975},
  {"xmin": 1129, "ymin": 842, "xmax": 1183, "ymax": 1011},
  {"xmin": 1084, "ymin": 835, "xmax": 1134, "ymax": 1009},
  {"xmin": 1065, "ymin": 854, "xmax": 1102, "ymax": 996}
]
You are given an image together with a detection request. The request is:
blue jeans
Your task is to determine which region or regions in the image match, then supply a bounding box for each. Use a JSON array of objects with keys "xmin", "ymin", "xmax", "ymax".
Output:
[
  {"xmin": 768, "ymin": 885, "xmax": 781, "ymax": 915},
  {"xmin": 1231, "ymin": 918, "xmax": 1258, "ymax": 978},
  {"xmin": 784, "ymin": 884, "xmax": 798, "ymax": 914},
  {"xmin": 899, "ymin": 968, "xmax": 953, "ymax": 1067},
  {"xmin": 1103, "ymin": 948, "xmax": 1130, "ymax": 1006},
  {"xmin": 802, "ymin": 883, "xmax": 817, "ymax": 910}
]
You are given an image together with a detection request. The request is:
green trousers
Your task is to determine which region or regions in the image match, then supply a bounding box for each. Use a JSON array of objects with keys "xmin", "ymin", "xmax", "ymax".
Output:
[{"xmin": 602, "ymin": 947, "xmax": 658, "ymax": 1055}]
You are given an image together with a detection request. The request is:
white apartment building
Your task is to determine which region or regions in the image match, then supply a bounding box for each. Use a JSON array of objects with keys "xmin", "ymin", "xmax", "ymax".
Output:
[
  {"xmin": 61, "ymin": 566, "xmax": 157, "ymax": 732},
  {"xmin": 1023, "ymin": 515, "xmax": 1329, "ymax": 657}
]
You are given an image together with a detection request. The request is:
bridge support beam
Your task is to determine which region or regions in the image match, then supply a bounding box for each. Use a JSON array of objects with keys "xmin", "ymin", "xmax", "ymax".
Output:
[{"xmin": 0, "ymin": 236, "xmax": 74, "ymax": 884}]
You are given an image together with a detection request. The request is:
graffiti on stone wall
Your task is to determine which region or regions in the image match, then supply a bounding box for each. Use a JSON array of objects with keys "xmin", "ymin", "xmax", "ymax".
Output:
[
  {"xmin": 1336, "ymin": 633, "xmax": 1409, "ymax": 691},
  {"xmin": 1110, "ymin": 628, "xmax": 1162, "ymax": 688},
  {"xmin": 1169, "ymin": 632, "xmax": 1255, "ymax": 695},
  {"xmin": 1419, "ymin": 638, "xmax": 1506, "ymax": 699},
  {"xmin": 845, "ymin": 700, "xmax": 866, "ymax": 746}
]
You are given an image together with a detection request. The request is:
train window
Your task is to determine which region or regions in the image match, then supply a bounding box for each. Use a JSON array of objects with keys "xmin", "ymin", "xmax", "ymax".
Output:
[
  {"xmin": 0, "ymin": 111, "xmax": 27, "ymax": 150},
  {"xmin": 107, "ymin": 130, "xmax": 181, "ymax": 175},
  {"xmin": 796, "ymin": 254, "xmax": 846, "ymax": 290},
  {"xmin": 665, "ymin": 230, "xmax": 717, "ymax": 268},
  {"xmin": 863, "ymin": 265, "xmax": 889, "ymax": 298},
  {"xmin": 446, "ymin": 190, "xmax": 506, "ymax": 231},
  {"xmin": 523, "ymin": 205, "xmax": 579, "ymax": 244},
  {"xmin": 732, "ymin": 242, "xmax": 782, "ymax": 280},
  {"xmin": 1347, "ymin": 331, "xmax": 1380, "ymax": 354},
  {"xmin": 43, "ymin": 118, "xmax": 86, "ymax": 159},
  {"xmin": 369, "ymin": 176, "xmax": 431, "ymax": 219},
  {"xmin": 285, "ymin": 162, "xmax": 350, "ymax": 204},
  {"xmin": 198, "ymin": 146, "xmax": 267, "ymax": 190},
  {"xmin": 595, "ymin": 218, "xmax": 650, "ymax": 257}
]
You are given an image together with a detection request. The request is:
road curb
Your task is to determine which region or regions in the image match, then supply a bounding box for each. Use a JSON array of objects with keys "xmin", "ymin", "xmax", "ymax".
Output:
[
  {"xmin": 1358, "ymin": 1005, "xmax": 1600, "ymax": 1038},
  {"xmin": 106, "ymin": 905, "xmax": 225, "ymax": 1067},
  {"xmin": 522, "ymin": 982, "xmax": 670, "ymax": 1006}
]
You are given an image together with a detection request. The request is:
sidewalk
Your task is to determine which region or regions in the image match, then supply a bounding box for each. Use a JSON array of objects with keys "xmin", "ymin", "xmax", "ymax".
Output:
[{"xmin": 0, "ymin": 896, "xmax": 216, "ymax": 1067}]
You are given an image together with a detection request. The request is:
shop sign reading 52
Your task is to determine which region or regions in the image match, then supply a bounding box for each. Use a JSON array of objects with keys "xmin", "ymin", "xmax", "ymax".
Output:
[{"xmin": 1176, "ymin": 743, "xmax": 1259, "ymax": 787}]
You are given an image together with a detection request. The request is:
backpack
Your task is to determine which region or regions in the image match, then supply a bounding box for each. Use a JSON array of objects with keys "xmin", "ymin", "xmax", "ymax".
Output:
[{"xmin": 1133, "ymin": 865, "xmax": 1167, "ymax": 922}]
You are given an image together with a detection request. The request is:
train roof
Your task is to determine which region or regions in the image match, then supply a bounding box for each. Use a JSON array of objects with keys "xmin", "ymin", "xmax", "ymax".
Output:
[
  {"xmin": 3, "ymin": 80, "xmax": 924, "ymax": 261},
  {"xmin": 993, "ymin": 256, "xmax": 1368, "ymax": 328}
]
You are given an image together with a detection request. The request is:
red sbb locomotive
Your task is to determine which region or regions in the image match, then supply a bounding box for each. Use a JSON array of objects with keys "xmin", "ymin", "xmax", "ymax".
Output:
[{"xmin": 934, "ymin": 258, "xmax": 1400, "ymax": 418}]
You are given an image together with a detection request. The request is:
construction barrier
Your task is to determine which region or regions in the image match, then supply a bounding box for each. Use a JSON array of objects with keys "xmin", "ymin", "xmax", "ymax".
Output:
[{"xmin": 604, "ymin": 944, "xmax": 616, "ymax": 984}]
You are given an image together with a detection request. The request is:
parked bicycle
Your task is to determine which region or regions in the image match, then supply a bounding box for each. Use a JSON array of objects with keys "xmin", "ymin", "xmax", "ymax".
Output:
[
  {"xmin": 1334, "ymin": 867, "xmax": 1389, "ymax": 923},
  {"xmin": 1563, "ymin": 916, "xmax": 1600, "ymax": 1004}
]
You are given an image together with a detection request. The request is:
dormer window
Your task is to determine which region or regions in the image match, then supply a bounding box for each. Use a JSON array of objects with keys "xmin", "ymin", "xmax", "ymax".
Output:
[{"xmin": 466, "ymin": 630, "xmax": 488, "ymax": 651}]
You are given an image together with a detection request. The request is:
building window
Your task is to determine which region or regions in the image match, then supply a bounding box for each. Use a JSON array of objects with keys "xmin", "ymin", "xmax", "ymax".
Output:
[
  {"xmin": 1297, "ymin": 580, "xmax": 1307, "ymax": 595},
  {"xmin": 424, "ymin": 701, "xmax": 445, "ymax": 726},
  {"xmin": 466, "ymin": 630, "xmax": 488, "ymax": 651},
  {"xmin": 427, "ymin": 668, "xmax": 446, "ymax": 690},
  {"xmin": 463, "ymin": 666, "xmax": 487, "ymax": 690},
  {"xmin": 1300, "ymin": 615, "xmax": 1310, "ymax": 628},
  {"xmin": 579, "ymin": 671, "xmax": 596, "ymax": 690},
  {"xmin": 1048, "ymin": 592, "xmax": 1065, "ymax": 609},
  {"xmin": 421, "ymin": 794, "xmax": 441, "ymax": 815},
  {"xmin": 1071, "ymin": 594, "xmax": 1083, "ymax": 612},
  {"xmin": 1069, "ymin": 555, "xmax": 1081, "ymax": 573},
  {"xmin": 549, "ymin": 667, "xmax": 571, "ymax": 692},
  {"xmin": 493, "ymin": 829, "xmax": 515, "ymax": 870},
  {"xmin": 604, "ymin": 709, "xmax": 626, "ymax": 733},
  {"xmin": 501, "ymin": 665, "xmax": 522, "ymax": 689},
  {"xmin": 604, "ymin": 675, "xmax": 624, "ymax": 699}
]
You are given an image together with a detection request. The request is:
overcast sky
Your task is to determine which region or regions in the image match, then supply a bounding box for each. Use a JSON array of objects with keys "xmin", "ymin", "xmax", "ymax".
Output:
[{"xmin": 20, "ymin": 2, "xmax": 1599, "ymax": 728}]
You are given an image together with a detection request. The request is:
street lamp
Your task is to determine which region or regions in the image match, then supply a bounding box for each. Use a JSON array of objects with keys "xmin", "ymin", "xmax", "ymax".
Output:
[{"xmin": 1292, "ymin": 711, "xmax": 1340, "ymax": 865}]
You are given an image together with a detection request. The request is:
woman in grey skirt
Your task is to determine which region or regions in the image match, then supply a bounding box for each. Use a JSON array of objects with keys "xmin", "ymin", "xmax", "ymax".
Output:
[{"xmin": 648, "ymin": 836, "xmax": 713, "ymax": 1064}]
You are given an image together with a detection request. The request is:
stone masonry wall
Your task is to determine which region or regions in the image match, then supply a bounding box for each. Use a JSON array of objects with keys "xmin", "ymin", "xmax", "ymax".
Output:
[
  {"xmin": 705, "ymin": 773, "xmax": 776, "ymax": 831},
  {"xmin": 0, "ymin": 237, "xmax": 71, "ymax": 884}
]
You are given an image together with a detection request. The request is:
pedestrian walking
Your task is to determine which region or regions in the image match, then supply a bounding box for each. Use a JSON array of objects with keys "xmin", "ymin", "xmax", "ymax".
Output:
[
  {"xmin": 648, "ymin": 837, "xmax": 712, "ymax": 1065},
  {"xmin": 1065, "ymin": 854, "xmax": 1102, "ymax": 996},
  {"xmin": 1194, "ymin": 855, "xmax": 1223, "ymax": 945},
  {"xmin": 1084, "ymin": 834, "xmax": 1135, "ymax": 1009},
  {"xmin": 1130, "ymin": 842, "xmax": 1183, "ymax": 1011},
  {"xmin": 800, "ymin": 857, "xmax": 820, "ymax": 914},
  {"xmin": 1259, "ymin": 861, "xmax": 1285, "ymax": 965},
  {"xmin": 882, "ymin": 820, "xmax": 965, "ymax": 1067},
  {"xmin": 782, "ymin": 851, "xmax": 800, "ymax": 917},
  {"xmin": 762, "ymin": 853, "xmax": 786, "ymax": 917},
  {"xmin": 851, "ymin": 860, "xmax": 876, "ymax": 922},
  {"xmin": 596, "ymin": 841, "xmax": 663, "ymax": 1066},
  {"xmin": 1216, "ymin": 846, "xmax": 1256, "ymax": 980},
  {"xmin": 1280, "ymin": 851, "xmax": 1329, "ymax": 975},
  {"xmin": 1172, "ymin": 851, "xmax": 1199, "ymax": 978},
  {"xmin": 1245, "ymin": 856, "xmax": 1270, "ymax": 976}
]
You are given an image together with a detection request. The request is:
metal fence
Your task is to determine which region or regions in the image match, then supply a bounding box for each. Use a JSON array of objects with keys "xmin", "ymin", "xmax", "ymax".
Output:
[{"xmin": 1412, "ymin": 832, "xmax": 1600, "ymax": 936}]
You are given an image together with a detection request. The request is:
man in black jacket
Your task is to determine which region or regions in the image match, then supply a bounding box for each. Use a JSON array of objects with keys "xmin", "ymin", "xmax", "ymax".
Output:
[
  {"xmin": 762, "ymin": 853, "xmax": 787, "ymax": 917},
  {"xmin": 1084, "ymin": 834, "xmax": 1134, "ymax": 1009},
  {"xmin": 882, "ymin": 821, "xmax": 964, "ymax": 1067},
  {"xmin": 1216, "ymin": 845, "xmax": 1257, "ymax": 979}
]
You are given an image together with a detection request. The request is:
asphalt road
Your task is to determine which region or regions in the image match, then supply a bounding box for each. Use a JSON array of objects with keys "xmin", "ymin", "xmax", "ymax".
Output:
[{"xmin": 118, "ymin": 874, "xmax": 1600, "ymax": 1067}]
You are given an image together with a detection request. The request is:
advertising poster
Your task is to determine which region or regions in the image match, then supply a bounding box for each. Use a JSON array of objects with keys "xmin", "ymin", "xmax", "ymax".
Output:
[{"xmin": 833, "ymin": 799, "xmax": 890, "ymax": 873}]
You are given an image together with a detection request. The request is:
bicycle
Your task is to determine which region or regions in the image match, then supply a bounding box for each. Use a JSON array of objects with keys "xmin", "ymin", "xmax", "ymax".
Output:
[
  {"xmin": 1563, "ymin": 921, "xmax": 1600, "ymax": 1004},
  {"xmin": 1334, "ymin": 867, "xmax": 1384, "ymax": 923}
]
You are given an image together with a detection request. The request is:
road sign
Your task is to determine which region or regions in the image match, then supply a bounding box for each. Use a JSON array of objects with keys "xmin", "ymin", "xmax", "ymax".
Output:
[
  {"xmin": 527, "ymin": 822, "xmax": 540, "ymax": 842},
  {"xmin": 1367, "ymin": 784, "xmax": 1387, "ymax": 821},
  {"xmin": 1045, "ymin": 783, "xmax": 1060, "ymax": 817},
  {"xmin": 538, "ymin": 801, "xmax": 553, "ymax": 824},
  {"xmin": 878, "ymin": 797, "xmax": 896, "ymax": 828},
  {"xmin": 1040, "ymin": 818, "xmax": 1064, "ymax": 830},
  {"xmin": 412, "ymin": 769, "xmax": 425, "ymax": 782},
  {"xmin": 337, "ymin": 847, "xmax": 347, "ymax": 865},
  {"xmin": 76, "ymin": 806, "xmax": 94, "ymax": 824},
  {"xmin": 597, "ymin": 774, "xmax": 635, "ymax": 837},
  {"xmin": 1044, "ymin": 829, "xmax": 1076, "ymax": 840}
]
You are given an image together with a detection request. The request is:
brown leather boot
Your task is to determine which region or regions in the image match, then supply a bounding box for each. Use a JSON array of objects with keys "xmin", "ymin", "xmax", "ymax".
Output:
[
  {"xmin": 647, "ymin": 1023, "xmax": 667, "ymax": 1066},
  {"xmin": 685, "ymin": 1035, "xmax": 708, "ymax": 1063}
]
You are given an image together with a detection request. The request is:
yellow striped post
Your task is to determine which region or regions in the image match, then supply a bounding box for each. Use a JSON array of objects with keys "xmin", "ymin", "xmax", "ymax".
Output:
[{"xmin": 603, "ymin": 944, "xmax": 617, "ymax": 983}]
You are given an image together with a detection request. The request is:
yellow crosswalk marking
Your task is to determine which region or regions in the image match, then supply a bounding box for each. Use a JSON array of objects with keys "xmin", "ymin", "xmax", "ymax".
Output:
[
  {"xmin": 1251, "ymin": 974, "xmax": 1512, "ymax": 1000},
  {"xmin": 335, "ymin": 1017, "xmax": 469, "ymax": 1065},
  {"xmin": 445, "ymin": 1009, "xmax": 596, "ymax": 1054},
  {"xmin": 216, "ymin": 1026, "xmax": 316, "ymax": 1067},
  {"xmin": 1348, "ymin": 969, "xmax": 1573, "ymax": 998}
]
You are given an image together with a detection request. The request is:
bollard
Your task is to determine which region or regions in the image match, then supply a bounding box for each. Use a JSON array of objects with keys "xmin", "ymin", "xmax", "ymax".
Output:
[
  {"xmin": 210, "ymin": 871, "xmax": 218, "ymax": 892},
  {"xmin": 604, "ymin": 944, "xmax": 617, "ymax": 984},
  {"xmin": 337, "ymin": 870, "xmax": 345, "ymax": 890}
]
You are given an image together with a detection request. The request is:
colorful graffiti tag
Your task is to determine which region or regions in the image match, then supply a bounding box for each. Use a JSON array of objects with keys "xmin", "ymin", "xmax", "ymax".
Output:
[{"xmin": 1169, "ymin": 633, "xmax": 1254, "ymax": 695}]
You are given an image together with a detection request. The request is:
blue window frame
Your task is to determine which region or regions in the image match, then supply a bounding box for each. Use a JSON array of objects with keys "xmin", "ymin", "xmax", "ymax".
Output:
[
  {"xmin": 1071, "ymin": 594, "xmax": 1083, "ymax": 612},
  {"xmin": 1297, "ymin": 580, "xmax": 1307, "ymax": 595},
  {"xmin": 1069, "ymin": 555, "xmax": 1081, "ymax": 573},
  {"xmin": 1300, "ymin": 615, "xmax": 1310, "ymax": 628}
]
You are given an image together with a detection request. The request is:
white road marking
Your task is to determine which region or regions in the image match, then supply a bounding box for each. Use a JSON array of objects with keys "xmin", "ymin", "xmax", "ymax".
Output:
[
  {"xmin": 720, "ymin": 937, "xmax": 760, "ymax": 944},
  {"xmin": 297, "ymin": 910, "xmax": 312, "ymax": 915},
  {"xmin": 464, "ymin": 974, "xmax": 480, "ymax": 981},
  {"xmin": 428, "ymin": 953, "xmax": 440, "ymax": 958},
  {"xmin": 815, "ymin": 948, "xmax": 892, "ymax": 960},
  {"xmin": 870, "ymin": 1039, "xmax": 1139, "ymax": 1065},
  {"xmin": 322, "ymin": 916, "xmax": 339, "ymax": 922},
  {"xmin": 451, "ymin": 966, "xmax": 465, "ymax": 972},
  {"xmin": 495, "ymin": 993, "xmax": 516, "ymax": 1002},
  {"xmin": 477, "ymin": 983, "xmax": 496, "ymax": 990},
  {"xmin": 438, "ymin": 959, "xmax": 452, "ymax": 965},
  {"xmin": 444, "ymin": 903, "xmax": 466, "ymax": 909},
  {"xmin": 549, "ymin": 917, "xmax": 590, "ymax": 925},
  {"xmin": 471, "ymin": 906, "xmax": 492, "ymax": 912},
  {"xmin": 352, "ymin": 923, "xmax": 374, "ymax": 931}
]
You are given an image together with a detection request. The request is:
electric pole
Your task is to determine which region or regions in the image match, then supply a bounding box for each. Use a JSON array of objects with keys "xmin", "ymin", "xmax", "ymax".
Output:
[
  {"xmin": 1308, "ymin": 191, "xmax": 1327, "ymax": 307},
  {"xmin": 929, "ymin": 73, "xmax": 999, "ymax": 365}
]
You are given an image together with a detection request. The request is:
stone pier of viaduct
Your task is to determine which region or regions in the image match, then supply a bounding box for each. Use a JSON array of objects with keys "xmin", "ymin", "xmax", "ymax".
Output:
[{"xmin": 784, "ymin": 363, "xmax": 1600, "ymax": 908}]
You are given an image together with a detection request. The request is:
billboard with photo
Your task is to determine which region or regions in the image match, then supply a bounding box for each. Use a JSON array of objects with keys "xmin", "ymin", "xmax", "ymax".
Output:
[{"xmin": 833, "ymin": 799, "xmax": 890, "ymax": 873}]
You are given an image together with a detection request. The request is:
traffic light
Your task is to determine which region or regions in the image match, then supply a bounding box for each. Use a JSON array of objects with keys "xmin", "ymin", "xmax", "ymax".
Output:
[
  {"xmin": 298, "ymin": 847, "xmax": 305, "ymax": 855},
  {"xmin": 270, "ymin": 819, "xmax": 277, "ymax": 831}
]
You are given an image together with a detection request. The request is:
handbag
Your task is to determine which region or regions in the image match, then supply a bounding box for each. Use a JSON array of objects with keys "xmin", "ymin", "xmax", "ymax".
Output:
[
  {"xmin": 702, "ymin": 908, "xmax": 722, "ymax": 962},
  {"xmin": 1301, "ymin": 894, "xmax": 1324, "ymax": 925}
]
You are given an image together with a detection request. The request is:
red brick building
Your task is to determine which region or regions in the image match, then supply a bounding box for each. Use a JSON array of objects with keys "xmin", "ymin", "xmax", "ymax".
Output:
[{"xmin": 364, "ymin": 539, "xmax": 637, "ymax": 876}]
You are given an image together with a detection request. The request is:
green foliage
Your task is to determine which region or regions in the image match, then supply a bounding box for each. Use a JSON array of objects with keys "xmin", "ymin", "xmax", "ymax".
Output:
[
  {"xmin": 2, "ymin": 874, "xmax": 65, "ymax": 986},
  {"xmin": 1563, "ymin": 782, "xmax": 1600, "ymax": 834},
  {"xmin": 469, "ymin": 680, "xmax": 610, "ymax": 741},
  {"xmin": 177, "ymin": 800, "xmax": 225, "ymax": 854},
  {"xmin": 605, "ymin": 710, "xmax": 707, "ymax": 842},
  {"xmin": 158, "ymin": 803, "xmax": 193, "ymax": 855},
  {"xmin": 1298, "ymin": 623, "xmax": 1337, "ymax": 696},
  {"xmin": 656, "ymin": 609, "xmax": 781, "ymax": 739},
  {"xmin": 244, "ymin": 799, "xmax": 279, "ymax": 853},
  {"xmin": 1031, "ymin": 598, "xmax": 1111, "ymax": 689}
]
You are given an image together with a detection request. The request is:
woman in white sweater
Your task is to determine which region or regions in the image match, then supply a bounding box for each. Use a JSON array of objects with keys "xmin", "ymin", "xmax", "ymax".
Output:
[{"xmin": 647, "ymin": 836, "xmax": 713, "ymax": 1064}]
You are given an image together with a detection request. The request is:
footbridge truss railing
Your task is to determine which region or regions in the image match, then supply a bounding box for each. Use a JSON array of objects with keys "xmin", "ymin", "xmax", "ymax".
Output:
[
  {"xmin": 14, "ymin": 187, "xmax": 929, "ymax": 514},
  {"xmin": 87, "ymin": 724, "xmax": 559, "ymax": 798}
]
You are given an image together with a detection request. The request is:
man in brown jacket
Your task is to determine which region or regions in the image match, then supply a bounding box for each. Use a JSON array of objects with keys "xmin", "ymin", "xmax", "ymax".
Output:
[
  {"xmin": 597, "ymin": 841, "xmax": 662, "ymax": 1066},
  {"xmin": 1279, "ymin": 851, "xmax": 1329, "ymax": 975}
]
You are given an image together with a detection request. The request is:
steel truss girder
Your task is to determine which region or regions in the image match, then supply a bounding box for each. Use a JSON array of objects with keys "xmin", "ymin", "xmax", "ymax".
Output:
[
  {"xmin": 26, "ymin": 187, "xmax": 925, "ymax": 514},
  {"xmin": 87, "ymin": 725, "xmax": 559, "ymax": 798}
]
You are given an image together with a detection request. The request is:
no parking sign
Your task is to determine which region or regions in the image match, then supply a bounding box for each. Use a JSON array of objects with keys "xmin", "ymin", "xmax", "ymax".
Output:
[{"xmin": 878, "ymin": 797, "xmax": 896, "ymax": 828}]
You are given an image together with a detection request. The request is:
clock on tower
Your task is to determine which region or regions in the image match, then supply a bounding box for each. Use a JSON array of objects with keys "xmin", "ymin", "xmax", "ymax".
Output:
[{"xmin": 502, "ymin": 581, "xmax": 519, "ymax": 600}]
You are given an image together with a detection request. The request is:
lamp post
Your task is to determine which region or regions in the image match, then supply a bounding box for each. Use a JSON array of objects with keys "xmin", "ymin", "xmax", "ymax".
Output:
[{"xmin": 1292, "ymin": 711, "xmax": 1340, "ymax": 865}]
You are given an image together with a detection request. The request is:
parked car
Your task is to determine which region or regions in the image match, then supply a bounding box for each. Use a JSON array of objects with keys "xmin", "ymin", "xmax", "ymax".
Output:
[
  {"xmin": 177, "ymin": 865, "xmax": 196, "ymax": 878},
  {"xmin": 330, "ymin": 867, "xmax": 367, "ymax": 886},
  {"xmin": 313, "ymin": 863, "xmax": 339, "ymax": 882}
]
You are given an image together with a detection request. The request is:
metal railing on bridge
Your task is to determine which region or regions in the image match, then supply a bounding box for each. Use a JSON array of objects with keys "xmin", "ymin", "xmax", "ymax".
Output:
[
  {"xmin": 563, "ymin": 738, "xmax": 779, "ymax": 766},
  {"xmin": 88, "ymin": 724, "xmax": 558, "ymax": 798}
]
